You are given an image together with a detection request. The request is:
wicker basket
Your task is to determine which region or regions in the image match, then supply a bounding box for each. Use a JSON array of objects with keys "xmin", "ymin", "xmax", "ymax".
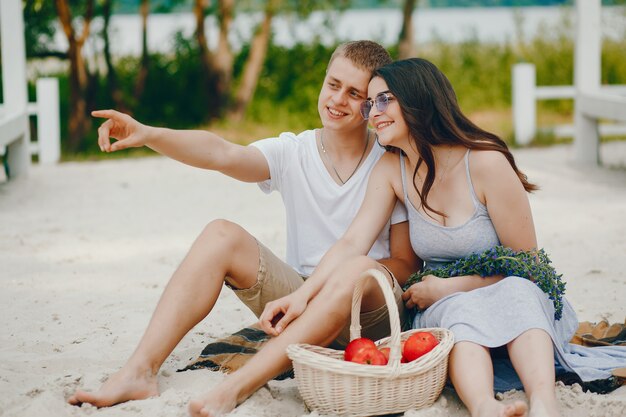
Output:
[{"xmin": 286, "ymin": 268, "xmax": 454, "ymax": 417}]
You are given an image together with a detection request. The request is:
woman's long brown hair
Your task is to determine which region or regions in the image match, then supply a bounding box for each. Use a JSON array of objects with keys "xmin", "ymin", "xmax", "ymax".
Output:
[{"xmin": 373, "ymin": 58, "xmax": 537, "ymax": 217}]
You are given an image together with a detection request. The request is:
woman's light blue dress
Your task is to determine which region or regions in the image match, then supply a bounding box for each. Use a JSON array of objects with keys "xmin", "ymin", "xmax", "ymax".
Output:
[{"xmin": 401, "ymin": 151, "xmax": 626, "ymax": 392}]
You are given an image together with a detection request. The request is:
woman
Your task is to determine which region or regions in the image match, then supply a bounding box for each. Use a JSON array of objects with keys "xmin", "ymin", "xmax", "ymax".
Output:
[{"xmin": 260, "ymin": 58, "xmax": 625, "ymax": 417}]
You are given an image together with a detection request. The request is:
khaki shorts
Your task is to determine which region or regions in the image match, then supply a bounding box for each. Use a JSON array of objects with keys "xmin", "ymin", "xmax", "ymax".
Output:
[{"xmin": 228, "ymin": 241, "xmax": 407, "ymax": 348}]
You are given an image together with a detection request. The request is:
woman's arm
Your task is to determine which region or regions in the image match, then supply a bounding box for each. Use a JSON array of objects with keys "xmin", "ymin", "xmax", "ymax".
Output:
[
  {"xmin": 379, "ymin": 221, "xmax": 423, "ymax": 287},
  {"xmin": 475, "ymin": 151, "xmax": 537, "ymax": 252}
]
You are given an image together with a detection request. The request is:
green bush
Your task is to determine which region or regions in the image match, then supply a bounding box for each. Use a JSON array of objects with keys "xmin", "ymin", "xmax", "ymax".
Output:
[{"xmin": 242, "ymin": 42, "xmax": 333, "ymax": 130}]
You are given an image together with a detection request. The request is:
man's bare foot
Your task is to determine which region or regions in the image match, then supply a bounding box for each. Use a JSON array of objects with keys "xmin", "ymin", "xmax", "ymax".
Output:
[
  {"xmin": 188, "ymin": 384, "xmax": 239, "ymax": 417},
  {"xmin": 67, "ymin": 366, "xmax": 159, "ymax": 408},
  {"xmin": 474, "ymin": 398, "xmax": 528, "ymax": 417}
]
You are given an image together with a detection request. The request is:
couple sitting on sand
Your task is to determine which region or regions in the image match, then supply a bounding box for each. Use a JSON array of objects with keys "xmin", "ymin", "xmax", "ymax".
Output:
[{"xmin": 68, "ymin": 41, "xmax": 626, "ymax": 417}]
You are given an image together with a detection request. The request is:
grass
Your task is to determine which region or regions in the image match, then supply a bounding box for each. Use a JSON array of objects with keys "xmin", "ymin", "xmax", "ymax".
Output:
[
  {"xmin": 61, "ymin": 105, "xmax": 624, "ymax": 163},
  {"xmin": 61, "ymin": 146, "xmax": 159, "ymax": 162},
  {"xmin": 466, "ymin": 108, "xmax": 514, "ymax": 143}
]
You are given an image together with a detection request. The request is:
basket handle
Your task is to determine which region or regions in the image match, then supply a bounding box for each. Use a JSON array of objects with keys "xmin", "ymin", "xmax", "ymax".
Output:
[{"xmin": 350, "ymin": 268, "xmax": 403, "ymax": 368}]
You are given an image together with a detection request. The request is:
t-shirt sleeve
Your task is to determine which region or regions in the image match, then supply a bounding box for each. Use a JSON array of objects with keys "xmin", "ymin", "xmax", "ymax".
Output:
[
  {"xmin": 249, "ymin": 132, "xmax": 296, "ymax": 194},
  {"xmin": 390, "ymin": 199, "xmax": 408, "ymax": 225}
]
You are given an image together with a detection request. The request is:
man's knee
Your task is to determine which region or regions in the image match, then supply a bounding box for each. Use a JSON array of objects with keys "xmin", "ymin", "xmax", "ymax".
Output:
[
  {"xmin": 200, "ymin": 219, "xmax": 261, "ymax": 289},
  {"xmin": 201, "ymin": 219, "xmax": 254, "ymax": 251}
]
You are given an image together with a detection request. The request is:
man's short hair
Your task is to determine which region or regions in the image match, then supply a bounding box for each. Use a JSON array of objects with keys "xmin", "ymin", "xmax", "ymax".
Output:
[{"xmin": 328, "ymin": 40, "xmax": 392, "ymax": 74}]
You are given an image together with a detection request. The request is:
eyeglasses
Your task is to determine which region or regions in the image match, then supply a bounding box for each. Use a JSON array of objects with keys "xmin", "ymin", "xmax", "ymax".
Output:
[{"xmin": 360, "ymin": 92, "xmax": 395, "ymax": 120}]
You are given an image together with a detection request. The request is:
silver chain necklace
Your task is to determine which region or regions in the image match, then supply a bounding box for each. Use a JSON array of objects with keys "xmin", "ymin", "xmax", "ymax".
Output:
[
  {"xmin": 416, "ymin": 147, "xmax": 453, "ymax": 185},
  {"xmin": 320, "ymin": 129, "xmax": 370, "ymax": 185}
]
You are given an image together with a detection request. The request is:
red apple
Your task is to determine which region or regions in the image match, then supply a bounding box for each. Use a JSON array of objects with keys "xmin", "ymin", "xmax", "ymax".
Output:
[
  {"xmin": 380, "ymin": 346, "xmax": 408, "ymax": 363},
  {"xmin": 350, "ymin": 346, "xmax": 388, "ymax": 365},
  {"xmin": 344, "ymin": 337, "xmax": 377, "ymax": 362},
  {"xmin": 402, "ymin": 332, "xmax": 439, "ymax": 362},
  {"xmin": 379, "ymin": 347, "xmax": 390, "ymax": 362},
  {"xmin": 400, "ymin": 340, "xmax": 408, "ymax": 363}
]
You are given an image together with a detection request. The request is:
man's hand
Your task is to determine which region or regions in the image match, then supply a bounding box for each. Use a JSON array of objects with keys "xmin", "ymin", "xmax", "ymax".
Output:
[
  {"xmin": 93, "ymin": 109, "xmax": 153, "ymax": 152},
  {"xmin": 402, "ymin": 275, "xmax": 448, "ymax": 310},
  {"xmin": 259, "ymin": 293, "xmax": 308, "ymax": 337}
]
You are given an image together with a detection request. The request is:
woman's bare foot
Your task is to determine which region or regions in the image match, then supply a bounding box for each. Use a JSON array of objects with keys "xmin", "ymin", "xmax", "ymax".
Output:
[
  {"xmin": 188, "ymin": 384, "xmax": 240, "ymax": 417},
  {"xmin": 474, "ymin": 398, "xmax": 528, "ymax": 417},
  {"xmin": 529, "ymin": 397, "xmax": 561, "ymax": 417},
  {"xmin": 67, "ymin": 365, "xmax": 159, "ymax": 408}
]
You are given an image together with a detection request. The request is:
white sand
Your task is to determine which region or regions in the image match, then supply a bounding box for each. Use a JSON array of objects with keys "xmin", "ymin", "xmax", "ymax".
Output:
[{"xmin": 1, "ymin": 142, "xmax": 625, "ymax": 417}]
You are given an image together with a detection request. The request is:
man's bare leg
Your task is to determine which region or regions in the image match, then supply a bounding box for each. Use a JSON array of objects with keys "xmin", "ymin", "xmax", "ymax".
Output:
[
  {"xmin": 449, "ymin": 342, "xmax": 528, "ymax": 417},
  {"xmin": 68, "ymin": 220, "xmax": 261, "ymax": 408},
  {"xmin": 187, "ymin": 256, "xmax": 390, "ymax": 417},
  {"xmin": 507, "ymin": 329, "xmax": 560, "ymax": 417}
]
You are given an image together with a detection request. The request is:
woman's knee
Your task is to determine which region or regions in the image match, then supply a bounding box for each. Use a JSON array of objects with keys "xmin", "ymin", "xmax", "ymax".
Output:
[
  {"xmin": 501, "ymin": 276, "xmax": 539, "ymax": 295},
  {"xmin": 323, "ymin": 256, "xmax": 387, "ymax": 301}
]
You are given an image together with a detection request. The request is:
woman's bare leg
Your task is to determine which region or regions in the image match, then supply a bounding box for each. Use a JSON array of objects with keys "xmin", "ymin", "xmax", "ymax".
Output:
[
  {"xmin": 68, "ymin": 220, "xmax": 261, "ymax": 408},
  {"xmin": 449, "ymin": 342, "xmax": 527, "ymax": 417},
  {"xmin": 507, "ymin": 329, "xmax": 560, "ymax": 417},
  {"xmin": 187, "ymin": 256, "xmax": 390, "ymax": 417}
]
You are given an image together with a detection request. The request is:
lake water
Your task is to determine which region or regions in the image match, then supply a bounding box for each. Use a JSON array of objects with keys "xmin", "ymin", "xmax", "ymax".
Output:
[{"xmin": 57, "ymin": 6, "xmax": 625, "ymax": 57}]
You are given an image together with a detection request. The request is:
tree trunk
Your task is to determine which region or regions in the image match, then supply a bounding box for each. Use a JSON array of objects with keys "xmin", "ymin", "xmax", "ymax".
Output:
[
  {"xmin": 194, "ymin": 0, "xmax": 213, "ymax": 77},
  {"xmin": 55, "ymin": 0, "xmax": 94, "ymax": 151},
  {"xmin": 134, "ymin": 0, "xmax": 150, "ymax": 100},
  {"xmin": 102, "ymin": 0, "xmax": 129, "ymax": 113},
  {"xmin": 227, "ymin": 1, "xmax": 275, "ymax": 122},
  {"xmin": 398, "ymin": 0, "xmax": 416, "ymax": 59},
  {"xmin": 214, "ymin": 0, "xmax": 234, "ymax": 100},
  {"xmin": 194, "ymin": 0, "xmax": 234, "ymax": 116}
]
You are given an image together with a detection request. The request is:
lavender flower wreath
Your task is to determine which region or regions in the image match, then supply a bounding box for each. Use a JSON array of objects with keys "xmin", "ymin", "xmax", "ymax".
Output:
[{"xmin": 403, "ymin": 245, "xmax": 567, "ymax": 320}]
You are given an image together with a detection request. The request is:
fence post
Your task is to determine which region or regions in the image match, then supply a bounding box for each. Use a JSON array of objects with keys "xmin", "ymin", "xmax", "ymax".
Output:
[
  {"xmin": 0, "ymin": 0, "xmax": 30, "ymax": 177},
  {"xmin": 573, "ymin": 0, "xmax": 601, "ymax": 165},
  {"xmin": 36, "ymin": 78, "xmax": 61, "ymax": 164},
  {"xmin": 513, "ymin": 63, "xmax": 536, "ymax": 146}
]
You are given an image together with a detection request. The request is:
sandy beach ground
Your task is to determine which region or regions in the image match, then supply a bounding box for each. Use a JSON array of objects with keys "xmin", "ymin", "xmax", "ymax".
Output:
[{"xmin": 1, "ymin": 142, "xmax": 625, "ymax": 417}]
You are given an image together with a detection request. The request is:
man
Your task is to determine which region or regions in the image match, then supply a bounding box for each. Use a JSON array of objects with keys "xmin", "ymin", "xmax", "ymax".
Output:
[{"xmin": 68, "ymin": 40, "xmax": 420, "ymax": 414}]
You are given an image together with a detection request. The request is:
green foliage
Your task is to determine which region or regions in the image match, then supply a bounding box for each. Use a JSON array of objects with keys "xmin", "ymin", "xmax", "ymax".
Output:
[
  {"xmin": 25, "ymin": 4, "xmax": 626, "ymax": 155},
  {"xmin": 130, "ymin": 34, "xmax": 218, "ymax": 127},
  {"xmin": 23, "ymin": 0, "xmax": 58, "ymax": 57},
  {"xmin": 424, "ymin": 35, "xmax": 518, "ymax": 111},
  {"xmin": 404, "ymin": 245, "xmax": 566, "ymax": 320},
  {"xmin": 519, "ymin": 12, "xmax": 575, "ymax": 115},
  {"xmin": 242, "ymin": 42, "xmax": 332, "ymax": 130},
  {"xmin": 603, "ymin": 38, "xmax": 626, "ymax": 85},
  {"xmin": 427, "ymin": 0, "xmax": 569, "ymax": 6}
]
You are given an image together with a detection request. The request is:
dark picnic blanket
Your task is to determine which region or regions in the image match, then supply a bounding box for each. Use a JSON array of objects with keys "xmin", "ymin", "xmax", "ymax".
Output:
[
  {"xmin": 178, "ymin": 319, "xmax": 626, "ymax": 386},
  {"xmin": 177, "ymin": 323, "xmax": 293, "ymax": 380}
]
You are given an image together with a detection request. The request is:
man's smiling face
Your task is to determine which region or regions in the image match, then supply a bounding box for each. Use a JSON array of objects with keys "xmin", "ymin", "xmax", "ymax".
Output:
[{"xmin": 317, "ymin": 56, "xmax": 370, "ymax": 132}]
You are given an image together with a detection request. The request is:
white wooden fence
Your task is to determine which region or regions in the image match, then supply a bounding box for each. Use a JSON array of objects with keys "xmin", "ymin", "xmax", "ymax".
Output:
[
  {"xmin": 0, "ymin": 78, "xmax": 61, "ymax": 165},
  {"xmin": 0, "ymin": 0, "xmax": 30, "ymax": 178},
  {"xmin": 514, "ymin": 0, "xmax": 626, "ymax": 166},
  {"xmin": 512, "ymin": 64, "xmax": 626, "ymax": 146},
  {"xmin": 30, "ymin": 79, "xmax": 61, "ymax": 164},
  {"xmin": 0, "ymin": 1, "xmax": 60, "ymax": 178},
  {"xmin": 574, "ymin": 0, "xmax": 626, "ymax": 165}
]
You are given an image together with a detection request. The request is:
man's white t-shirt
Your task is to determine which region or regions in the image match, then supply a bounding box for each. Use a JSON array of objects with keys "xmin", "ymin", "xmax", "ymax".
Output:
[{"xmin": 251, "ymin": 129, "xmax": 407, "ymax": 277}]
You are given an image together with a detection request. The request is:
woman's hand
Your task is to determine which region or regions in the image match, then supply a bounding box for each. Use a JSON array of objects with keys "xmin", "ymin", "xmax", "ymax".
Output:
[
  {"xmin": 402, "ymin": 275, "xmax": 448, "ymax": 310},
  {"xmin": 259, "ymin": 292, "xmax": 308, "ymax": 337}
]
